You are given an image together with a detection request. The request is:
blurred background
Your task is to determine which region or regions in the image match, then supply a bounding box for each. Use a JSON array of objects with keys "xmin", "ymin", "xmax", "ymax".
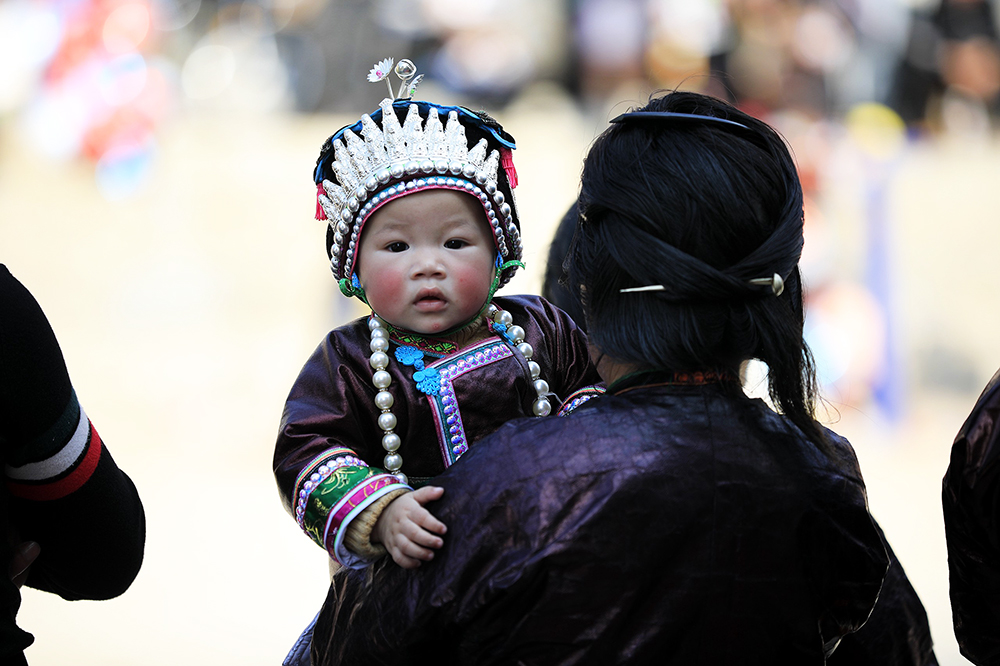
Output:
[{"xmin": 1, "ymin": 0, "xmax": 998, "ymax": 663}]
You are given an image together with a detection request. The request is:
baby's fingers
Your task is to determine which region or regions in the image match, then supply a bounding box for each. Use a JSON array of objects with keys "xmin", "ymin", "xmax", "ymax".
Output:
[
  {"xmin": 409, "ymin": 486, "xmax": 447, "ymax": 535},
  {"xmin": 391, "ymin": 550, "xmax": 423, "ymax": 569},
  {"xmin": 414, "ymin": 508, "xmax": 447, "ymax": 537},
  {"xmin": 390, "ymin": 538, "xmax": 437, "ymax": 569},
  {"xmin": 410, "ymin": 485, "xmax": 444, "ymax": 503},
  {"xmin": 408, "ymin": 522, "xmax": 445, "ymax": 549}
]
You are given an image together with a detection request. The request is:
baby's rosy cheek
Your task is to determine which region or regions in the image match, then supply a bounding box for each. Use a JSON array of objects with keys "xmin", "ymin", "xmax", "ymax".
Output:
[{"xmin": 365, "ymin": 270, "xmax": 403, "ymax": 298}]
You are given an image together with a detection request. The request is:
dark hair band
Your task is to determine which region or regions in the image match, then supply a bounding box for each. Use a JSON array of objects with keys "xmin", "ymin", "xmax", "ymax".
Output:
[
  {"xmin": 609, "ymin": 110, "xmax": 772, "ymax": 152},
  {"xmin": 609, "ymin": 111, "xmax": 750, "ymax": 130}
]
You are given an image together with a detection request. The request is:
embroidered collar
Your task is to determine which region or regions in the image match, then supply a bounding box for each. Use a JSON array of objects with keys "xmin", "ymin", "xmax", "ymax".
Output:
[
  {"xmin": 378, "ymin": 318, "xmax": 457, "ymax": 357},
  {"xmin": 608, "ymin": 368, "xmax": 739, "ymax": 395}
]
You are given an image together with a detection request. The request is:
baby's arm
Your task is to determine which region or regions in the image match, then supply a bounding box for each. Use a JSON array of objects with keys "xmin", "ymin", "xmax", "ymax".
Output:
[
  {"xmin": 373, "ymin": 486, "xmax": 447, "ymax": 568},
  {"xmin": 275, "ymin": 326, "xmax": 415, "ymax": 569},
  {"xmin": 339, "ymin": 486, "xmax": 447, "ymax": 569}
]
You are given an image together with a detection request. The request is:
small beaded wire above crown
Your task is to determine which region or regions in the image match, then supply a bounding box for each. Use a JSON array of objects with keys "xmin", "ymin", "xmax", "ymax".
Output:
[
  {"xmin": 314, "ymin": 58, "xmax": 522, "ymax": 288},
  {"xmin": 367, "ymin": 57, "xmax": 424, "ymax": 101}
]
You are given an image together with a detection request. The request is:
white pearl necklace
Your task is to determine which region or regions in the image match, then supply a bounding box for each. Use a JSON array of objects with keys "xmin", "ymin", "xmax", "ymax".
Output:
[{"xmin": 368, "ymin": 304, "xmax": 552, "ymax": 481}]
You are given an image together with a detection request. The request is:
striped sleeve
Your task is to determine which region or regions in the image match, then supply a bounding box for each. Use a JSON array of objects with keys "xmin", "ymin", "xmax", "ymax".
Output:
[
  {"xmin": 5, "ymin": 392, "xmax": 103, "ymax": 501},
  {"xmin": 293, "ymin": 446, "xmax": 410, "ymax": 568}
]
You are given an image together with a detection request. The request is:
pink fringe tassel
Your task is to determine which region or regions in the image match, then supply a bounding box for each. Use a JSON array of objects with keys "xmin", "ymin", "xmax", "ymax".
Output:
[
  {"xmin": 315, "ymin": 183, "xmax": 327, "ymax": 221},
  {"xmin": 500, "ymin": 148, "xmax": 518, "ymax": 189}
]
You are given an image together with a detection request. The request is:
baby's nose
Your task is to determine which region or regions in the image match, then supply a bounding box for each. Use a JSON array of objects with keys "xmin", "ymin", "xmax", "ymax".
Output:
[{"xmin": 411, "ymin": 251, "xmax": 446, "ymax": 277}]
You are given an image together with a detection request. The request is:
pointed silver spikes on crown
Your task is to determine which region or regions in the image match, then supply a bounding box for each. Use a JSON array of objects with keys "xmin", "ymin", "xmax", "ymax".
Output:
[
  {"xmin": 322, "ymin": 105, "xmax": 504, "ymax": 234},
  {"xmin": 424, "ymin": 108, "xmax": 446, "ymax": 159},
  {"xmin": 402, "ymin": 104, "xmax": 427, "ymax": 161},
  {"xmin": 360, "ymin": 115, "xmax": 388, "ymax": 172},
  {"xmin": 320, "ymin": 179, "xmax": 346, "ymax": 222},
  {"xmin": 467, "ymin": 138, "xmax": 488, "ymax": 169},
  {"xmin": 444, "ymin": 111, "xmax": 465, "ymax": 162},
  {"xmin": 379, "ymin": 98, "xmax": 407, "ymax": 165},
  {"xmin": 448, "ymin": 120, "xmax": 469, "ymax": 163},
  {"xmin": 344, "ymin": 130, "xmax": 371, "ymax": 181},
  {"xmin": 481, "ymin": 149, "xmax": 500, "ymax": 187},
  {"xmin": 332, "ymin": 136, "xmax": 361, "ymax": 195}
]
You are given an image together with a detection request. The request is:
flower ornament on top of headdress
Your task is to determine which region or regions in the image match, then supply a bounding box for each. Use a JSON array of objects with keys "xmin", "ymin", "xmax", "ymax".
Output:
[
  {"xmin": 368, "ymin": 57, "xmax": 395, "ymax": 93},
  {"xmin": 313, "ymin": 57, "xmax": 523, "ymax": 298}
]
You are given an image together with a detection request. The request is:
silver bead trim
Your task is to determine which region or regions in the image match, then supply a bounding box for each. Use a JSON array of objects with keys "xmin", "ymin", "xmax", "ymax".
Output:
[
  {"xmin": 491, "ymin": 307, "xmax": 551, "ymax": 417},
  {"xmin": 369, "ymin": 317, "xmax": 404, "ymax": 474}
]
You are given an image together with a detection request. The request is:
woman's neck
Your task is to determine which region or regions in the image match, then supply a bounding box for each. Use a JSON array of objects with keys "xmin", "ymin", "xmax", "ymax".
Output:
[
  {"xmin": 590, "ymin": 345, "xmax": 740, "ymax": 390},
  {"xmin": 589, "ymin": 344, "xmax": 641, "ymax": 386}
]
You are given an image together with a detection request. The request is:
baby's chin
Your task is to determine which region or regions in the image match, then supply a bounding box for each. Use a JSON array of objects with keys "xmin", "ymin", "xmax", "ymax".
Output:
[
  {"xmin": 415, "ymin": 324, "xmax": 455, "ymax": 337},
  {"xmin": 409, "ymin": 315, "xmax": 472, "ymax": 338}
]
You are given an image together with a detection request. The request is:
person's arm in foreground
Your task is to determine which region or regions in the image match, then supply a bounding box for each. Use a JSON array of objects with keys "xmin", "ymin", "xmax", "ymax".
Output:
[{"xmin": 0, "ymin": 265, "xmax": 145, "ymax": 601}]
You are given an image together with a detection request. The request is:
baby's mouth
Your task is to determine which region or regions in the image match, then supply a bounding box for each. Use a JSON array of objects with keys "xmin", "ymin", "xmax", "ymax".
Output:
[{"xmin": 414, "ymin": 289, "xmax": 447, "ymax": 311}]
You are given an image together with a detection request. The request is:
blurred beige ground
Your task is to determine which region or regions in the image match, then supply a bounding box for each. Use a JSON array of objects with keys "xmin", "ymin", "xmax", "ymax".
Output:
[{"xmin": 0, "ymin": 98, "xmax": 995, "ymax": 664}]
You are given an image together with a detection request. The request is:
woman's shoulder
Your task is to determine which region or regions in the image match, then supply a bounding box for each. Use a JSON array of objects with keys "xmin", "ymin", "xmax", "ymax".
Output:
[
  {"xmin": 953, "ymin": 367, "xmax": 1000, "ymax": 457},
  {"xmin": 735, "ymin": 393, "xmax": 863, "ymax": 468}
]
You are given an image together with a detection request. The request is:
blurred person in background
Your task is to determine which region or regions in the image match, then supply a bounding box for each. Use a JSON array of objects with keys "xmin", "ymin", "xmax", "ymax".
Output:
[
  {"xmin": 0, "ymin": 265, "xmax": 145, "ymax": 665},
  {"xmin": 302, "ymin": 90, "xmax": 902, "ymax": 665},
  {"xmin": 943, "ymin": 368, "xmax": 1000, "ymax": 665},
  {"xmin": 890, "ymin": 0, "xmax": 1000, "ymax": 133}
]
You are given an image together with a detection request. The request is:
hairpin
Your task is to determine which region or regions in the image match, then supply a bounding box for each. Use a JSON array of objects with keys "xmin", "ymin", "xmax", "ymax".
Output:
[
  {"xmin": 748, "ymin": 273, "xmax": 784, "ymax": 296},
  {"xmin": 618, "ymin": 285, "xmax": 666, "ymax": 293},
  {"xmin": 620, "ymin": 273, "xmax": 785, "ymax": 296}
]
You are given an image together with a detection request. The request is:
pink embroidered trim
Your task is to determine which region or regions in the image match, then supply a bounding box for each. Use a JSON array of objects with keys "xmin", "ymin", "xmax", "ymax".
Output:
[{"xmin": 322, "ymin": 474, "xmax": 397, "ymax": 551}]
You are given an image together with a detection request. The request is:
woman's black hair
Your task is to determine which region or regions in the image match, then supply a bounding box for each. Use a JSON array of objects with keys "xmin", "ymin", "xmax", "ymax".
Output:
[
  {"xmin": 568, "ymin": 90, "xmax": 824, "ymax": 446},
  {"xmin": 542, "ymin": 201, "xmax": 588, "ymax": 329}
]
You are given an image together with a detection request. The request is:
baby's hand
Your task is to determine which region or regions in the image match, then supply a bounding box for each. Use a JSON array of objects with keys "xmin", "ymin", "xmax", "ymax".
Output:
[{"xmin": 373, "ymin": 486, "xmax": 447, "ymax": 569}]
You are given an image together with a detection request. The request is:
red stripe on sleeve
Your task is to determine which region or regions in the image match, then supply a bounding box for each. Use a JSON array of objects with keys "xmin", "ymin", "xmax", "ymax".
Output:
[{"xmin": 6, "ymin": 422, "xmax": 104, "ymax": 501}]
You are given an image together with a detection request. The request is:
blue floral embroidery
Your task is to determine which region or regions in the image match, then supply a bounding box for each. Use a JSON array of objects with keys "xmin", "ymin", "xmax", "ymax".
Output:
[
  {"xmin": 395, "ymin": 345, "xmax": 440, "ymax": 396},
  {"xmin": 413, "ymin": 367, "xmax": 441, "ymax": 394},
  {"xmin": 394, "ymin": 346, "xmax": 423, "ymax": 366},
  {"xmin": 491, "ymin": 321, "xmax": 514, "ymax": 346},
  {"xmin": 351, "ymin": 273, "xmax": 362, "ymax": 290}
]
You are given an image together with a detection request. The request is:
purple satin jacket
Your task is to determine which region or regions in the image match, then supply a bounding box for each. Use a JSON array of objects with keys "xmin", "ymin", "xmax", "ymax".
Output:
[
  {"xmin": 944, "ymin": 368, "xmax": 1000, "ymax": 665},
  {"xmin": 309, "ymin": 372, "xmax": 891, "ymax": 665}
]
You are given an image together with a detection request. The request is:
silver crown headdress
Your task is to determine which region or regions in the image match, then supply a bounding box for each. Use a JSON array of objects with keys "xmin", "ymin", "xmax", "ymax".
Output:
[{"xmin": 314, "ymin": 58, "xmax": 522, "ymax": 290}]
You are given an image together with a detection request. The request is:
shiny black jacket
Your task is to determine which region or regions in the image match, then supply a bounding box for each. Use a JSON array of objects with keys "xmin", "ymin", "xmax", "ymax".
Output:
[
  {"xmin": 311, "ymin": 372, "xmax": 890, "ymax": 665},
  {"xmin": 944, "ymin": 368, "xmax": 1000, "ymax": 665}
]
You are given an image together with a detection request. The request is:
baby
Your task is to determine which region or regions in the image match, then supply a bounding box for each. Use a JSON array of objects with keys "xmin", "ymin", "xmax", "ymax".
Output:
[{"xmin": 274, "ymin": 60, "xmax": 602, "ymax": 571}]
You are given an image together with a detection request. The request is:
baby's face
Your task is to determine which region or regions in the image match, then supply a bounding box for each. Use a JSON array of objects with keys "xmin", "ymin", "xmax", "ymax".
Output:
[{"xmin": 356, "ymin": 189, "xmax": 496, "ymax": 336}]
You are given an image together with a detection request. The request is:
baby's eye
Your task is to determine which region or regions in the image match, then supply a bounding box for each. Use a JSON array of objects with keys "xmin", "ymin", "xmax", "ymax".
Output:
[
  {"xmin": 386, "ymin": 242, "xmax": 408, "ymax": 252},
  {"xmin": 444, "ymin": 239, "xmax": 468, "ymax": 249}
]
